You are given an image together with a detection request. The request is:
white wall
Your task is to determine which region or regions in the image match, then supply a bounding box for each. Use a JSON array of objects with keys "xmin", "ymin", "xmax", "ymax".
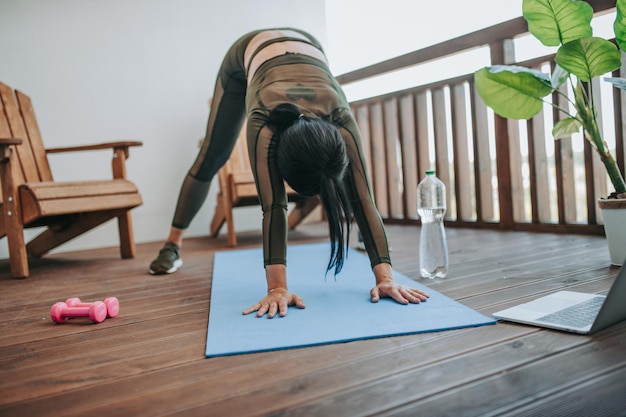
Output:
[{"xmin": 0, "ymin": 0, "xmax": 328, "ymax": 257}]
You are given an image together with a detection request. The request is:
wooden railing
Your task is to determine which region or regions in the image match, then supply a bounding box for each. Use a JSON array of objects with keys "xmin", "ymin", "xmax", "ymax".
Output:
[{"xmin": 337, "ymin": 0, "xmax": 623, "ymax": 235}]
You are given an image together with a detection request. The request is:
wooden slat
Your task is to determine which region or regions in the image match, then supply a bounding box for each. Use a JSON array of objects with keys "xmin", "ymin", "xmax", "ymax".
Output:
[
  {"xmin": 451, "ymin": 83, "xmax": 473, "ymax": 221},
  {"xmin": 554, "ymin": 84, "xmax": 577, "ymax": 223},
  {"xmin": 0, "ymin": 99, "xmax": 12, "ymax": 139},
  {"xmin": 584, "ymin": 135, "xmax": 597, "ymax": 224},
  {"xmin": 0, "ymin": 82, "xmax": 39, "ymax": 183},
  {"xmin": 591, "ymin": 77, "xmax": 608, "ymax": 221},
  {"xmin": 399, "ymin": 94, "xmax": 418, "ymax": 220},
  {"xmin": 529, "ymin": 109, "xmax": 551, "ymax": 223},
  {"xmin": 415, "ymin": 91, "xmax": 431, "ymax": 176},
  {"xmin": 369, "ymin": 102, "xmax": 388, "ymax": 217},
  {"xmin": 618, "ymin": 52, "xmax": 626, "ymax": 175},
  {"xmin": 20, "ymin": 193, "xmax": 142, "ymax": 223},
  {"xmin": 471, "ymin": 81, "xmax": 495, "ymax": 221},
  {"xmin": 432, "ymin": 88, "xmax": 452, "ymax": 217},
  {"xmin": 490, "ymin": 39, "xmax": 515, "ymax": 229},
  {"xmin": 0, "ymin": 98, "xmax": 15, "ymax": 206},
  {"xmin": 509, "ymin": 119, "xmax": 525, "ymax": 222},
  {"xmin": 382, "ymin": 98, "xmax": 403, "ymax": 219},
  {"xmin": 21, "ymin": 179, "xmax": 139, "ymax": 199},
  {"xmin": 34, "ymin": 194, "xmax": 142, "ymax": 215},
  {"xmin": 15, "ymin": 90, "xmax": 53, "ymax": 182},
  {"xmin": 353, "ymin": 105, "xmax": 373, "ymax": 183}
]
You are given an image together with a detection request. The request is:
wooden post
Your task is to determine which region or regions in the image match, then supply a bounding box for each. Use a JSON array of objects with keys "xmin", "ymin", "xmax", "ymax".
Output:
[{"xmin": 490, "ymin": 39, "xmax": 515, "ymax": 230}]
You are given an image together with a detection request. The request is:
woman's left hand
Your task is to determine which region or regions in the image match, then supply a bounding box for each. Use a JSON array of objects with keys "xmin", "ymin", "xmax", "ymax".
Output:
[
  {"xmin": 370, "ymin": 262, "xmax": 429, "ymax": 304},
  {"xmin": 370, "ymin": 280, "xmax": 429, "ymax": 304}
]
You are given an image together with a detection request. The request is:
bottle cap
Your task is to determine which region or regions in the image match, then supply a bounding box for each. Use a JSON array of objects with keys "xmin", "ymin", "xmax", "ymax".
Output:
[{"xmin": 426, "ymin": 170, "xmax": 435, "ymax": 175}]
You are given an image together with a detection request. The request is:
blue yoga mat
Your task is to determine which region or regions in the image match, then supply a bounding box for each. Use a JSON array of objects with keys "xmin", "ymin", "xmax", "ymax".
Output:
[{"xmin": 205, "ymin": 242, "xmax": 495, "ymax": 357}]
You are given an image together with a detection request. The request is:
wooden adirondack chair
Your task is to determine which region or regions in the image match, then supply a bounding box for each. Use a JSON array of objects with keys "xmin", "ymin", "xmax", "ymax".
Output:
[
  {"xmin": 209, "ymin": 122, "xmax": 320, "ymax": 247},
  {"xmin": 0, "ymin": 81, "xmax": 143, "ymax": 278}
]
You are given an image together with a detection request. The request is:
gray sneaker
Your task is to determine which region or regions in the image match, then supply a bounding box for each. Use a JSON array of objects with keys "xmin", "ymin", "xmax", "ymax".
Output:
[{"xmin": 149, "ymin": 242, "xmax": 183, "ymax": 275}]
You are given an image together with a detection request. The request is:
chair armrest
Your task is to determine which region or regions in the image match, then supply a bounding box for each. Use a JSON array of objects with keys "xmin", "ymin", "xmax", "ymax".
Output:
[
  {"xmin": 0, "ymin": 138, "xmax": 23, "ymax": 145},
  {"xmin": 0, "ymin": 138, "xmax": 23, "ymax": 162},
  {"xmin": 46, "ymin": 141, "xmax": 143, "ymax": 154},
  {"xmin": 47, "ymin": 141, "xmax": 142, "ymax": 161},
  {"xmin": 46, "ymin": 141, "xmax": 142, "ymax": 180}
]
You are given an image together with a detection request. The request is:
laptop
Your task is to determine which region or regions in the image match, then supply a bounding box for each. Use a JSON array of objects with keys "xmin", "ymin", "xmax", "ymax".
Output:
[{"xmin": 492, "ymin": 258, "xmax": 626, "ymax": 334}]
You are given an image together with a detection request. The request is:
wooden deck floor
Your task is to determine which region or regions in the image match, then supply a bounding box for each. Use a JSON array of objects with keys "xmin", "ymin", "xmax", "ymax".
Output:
[{"xmin": 1, "ymin": 223, "xmax": 625, "ymax": 417}]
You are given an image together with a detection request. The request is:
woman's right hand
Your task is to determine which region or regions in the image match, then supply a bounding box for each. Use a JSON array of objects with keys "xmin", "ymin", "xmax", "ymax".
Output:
[{"xmin": 242, "ymin": 288, "xmax": 306, "ymax": 318}]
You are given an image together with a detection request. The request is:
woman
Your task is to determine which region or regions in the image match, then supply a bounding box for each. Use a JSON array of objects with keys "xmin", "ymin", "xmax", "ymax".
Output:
[{"xmin": 150, "ymin": 28, "xmax": 429, "ymax": 318}]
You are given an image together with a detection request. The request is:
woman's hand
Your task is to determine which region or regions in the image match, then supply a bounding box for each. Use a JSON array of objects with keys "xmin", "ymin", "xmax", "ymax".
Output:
[
  {"xmin": 242, "ymin": 288, "xmax": 306, "ymax": 318},
  {"xmin": 370, "ymin": 262, "xmax": 429, "ymax": 304},
  {"xmin": 370, "ymin": 280, "xmax": 429, "ymax": 304}
]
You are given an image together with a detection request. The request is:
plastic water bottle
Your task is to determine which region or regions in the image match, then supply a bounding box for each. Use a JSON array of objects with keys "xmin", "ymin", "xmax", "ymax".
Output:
[{"xmin": 417, "ymin": 170, "xmax": 448, "ymax": 278}]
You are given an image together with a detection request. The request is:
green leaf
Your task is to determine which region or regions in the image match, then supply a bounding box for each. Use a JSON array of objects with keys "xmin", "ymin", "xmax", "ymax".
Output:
[
  {"xmin": 523, "ymin": 0, "xmax": 593, "ymax": 47},
  {"xmin": 487, "ymin": 64, "xmax": 552, "ymax": 82},
  {"xmin": 475, "ymin": 66, "xmax": 553, "ymax": 119},
  {"xmin": 572, "ymin": 81, "xmax": 588, "ymax": 117},
  {"xmin": 605, "ymin": 77, "xmax": 626, "ymax": 91},
  {"xmin": 616, "ymin": 0, "xmax": 626, "ymax": 52},
  {"xmin": 553, "ymin": 117, "xmax": 581, "ymax": 139},
  {"xmin": 556, "ymin": 37, "xmax": 622, "ymax": 82},
  {"xmin": 550, "ymin": 64, "xmax": 569, "ymax": 88}
]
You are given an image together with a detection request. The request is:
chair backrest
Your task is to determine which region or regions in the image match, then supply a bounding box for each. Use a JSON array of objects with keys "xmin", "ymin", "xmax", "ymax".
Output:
[
  {"xmin": 220, "ymin": 122, "xmax": 301, "ymax": 196},
  {"xmin": 0, "ymin": 82, "xmax": 53, "ymax": 206}
]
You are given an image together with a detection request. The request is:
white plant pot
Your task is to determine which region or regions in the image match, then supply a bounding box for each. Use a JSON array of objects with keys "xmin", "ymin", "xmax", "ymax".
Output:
[{"xmin": 598, "ymin": 198, "xmax": 626, "ymax": 266}]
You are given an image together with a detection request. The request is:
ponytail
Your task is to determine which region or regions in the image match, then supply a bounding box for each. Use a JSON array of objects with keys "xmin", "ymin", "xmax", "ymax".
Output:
[{"xmin": 318, "ymin": 176, "xmax": 352, "ymax": 275}]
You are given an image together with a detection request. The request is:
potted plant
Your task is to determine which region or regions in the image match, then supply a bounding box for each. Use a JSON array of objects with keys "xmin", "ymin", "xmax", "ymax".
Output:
[{"xmin": 475, "ymin": 0, "xmax": 626, "ymax": 266}]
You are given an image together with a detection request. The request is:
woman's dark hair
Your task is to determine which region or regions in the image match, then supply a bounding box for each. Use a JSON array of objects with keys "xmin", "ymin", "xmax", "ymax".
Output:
[{"xmin": 268, "ymin": 103, "xmax": 353, "ymax": 275}]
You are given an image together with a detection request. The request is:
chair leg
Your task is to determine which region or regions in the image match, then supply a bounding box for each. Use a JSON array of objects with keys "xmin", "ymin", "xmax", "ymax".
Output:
[
  {"xmin": 210, "ymin": 191, "xmax": 237, "ymax": 247},
  {"xmin": 210, "ymin": 193, "xmax": 226, "ymax": 237},
  {"xmin": 0, "ymin": 156, "xmax": 29, "ymax": 277},
  {"xmin": 225, "ymin": 204, "xmax": 237, "ymax": 247},
  {"xmin": 6, "ymin": 215, "xmax": 29, "ymax": 278},
  {"xmin": 117, "ymin": 211, "xmax": 136, "ymax": 259}
]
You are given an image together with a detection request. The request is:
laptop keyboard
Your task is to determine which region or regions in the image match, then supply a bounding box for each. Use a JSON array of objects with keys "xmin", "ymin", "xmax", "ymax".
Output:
[{"xmin": 536, "ymin": 296, "xmax": 605, "ymax": 328}]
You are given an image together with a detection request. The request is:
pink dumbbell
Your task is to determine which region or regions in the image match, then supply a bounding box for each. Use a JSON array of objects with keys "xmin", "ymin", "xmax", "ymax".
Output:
[
  {"xmin": 66, "ymin": 297, "xmax": 119, "ymax": 318},
  {"xmin": 50, "ymin": 301, "xmax": 107, "ymax": 324}
]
